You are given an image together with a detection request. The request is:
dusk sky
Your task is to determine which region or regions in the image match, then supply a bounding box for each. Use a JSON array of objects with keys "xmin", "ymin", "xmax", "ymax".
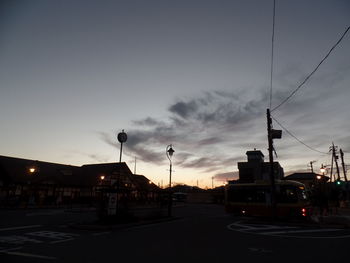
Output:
[{"xmin": 1, "ymin": 0, "xmax": 349, "ymax": 188}]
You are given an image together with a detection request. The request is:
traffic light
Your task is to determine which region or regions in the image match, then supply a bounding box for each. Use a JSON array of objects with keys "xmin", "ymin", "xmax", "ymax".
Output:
[{"xmin": 336, "ymin": 180, "xmax": 342, "ymax": 186}]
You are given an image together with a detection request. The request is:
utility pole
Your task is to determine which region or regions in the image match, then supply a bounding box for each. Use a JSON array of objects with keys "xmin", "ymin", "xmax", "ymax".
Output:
[
  {"xmin": 212, "ymin": 177, "xmax": 214, "ymax": 189},
  {"xmin": 266, "ymin": 109, "xmax": 277, "ymax": 218},
  {"xmin": 309, "ymin": 161, "xmax": 316, "ymax": 173},
  {"xmin": 332, "ymin": 143, "xmax": 341, "ymax": 181},
  {"xmin": 340, "ymin": 149, "xmax": 348, "ymax": 182},
  {"xmin": 330, "ymin": 146, "xmax": 334, "ymax": 182}
]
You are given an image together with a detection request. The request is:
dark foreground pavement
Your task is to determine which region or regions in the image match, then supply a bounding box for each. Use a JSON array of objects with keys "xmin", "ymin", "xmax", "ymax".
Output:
[{"xmin": 1, "ymin": 204, "xmax": 350, "ymax": 263}]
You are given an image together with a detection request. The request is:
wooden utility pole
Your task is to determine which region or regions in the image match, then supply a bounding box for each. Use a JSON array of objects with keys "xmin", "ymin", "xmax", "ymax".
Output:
[
  {"xmin": 333, "ymin": 144, "xmax": 340, "ymax": 181},
  {"xmin": 330, "ymin": 146, "xmax": 334, "ymax": 182},
  {"xmin": 266, "ymin": 109, "xmax": 277, "ymax": 218},
  {"xmin": 340, "ymin": 149, "xmax": 348, "ymax": 182},
  {"xmin": 332, "ymin": 143, "xmax": 341, "ymax": 181},
  {"xmin": 309, "ymin": 161, "xmax": 316, "ymax": 173}
]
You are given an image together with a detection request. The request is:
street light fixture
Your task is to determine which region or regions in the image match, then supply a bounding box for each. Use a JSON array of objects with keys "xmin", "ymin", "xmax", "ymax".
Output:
[
  {"xmin": 166, "ymin": 144, "xmax": 175, "ymax": 217},
  {"xmin": 117, "ymin": 130, "xmax": 127, "ymax": 163},
  {"xmin": 320, "ymin": 164, "xmax": 327, "ymax": 175}
]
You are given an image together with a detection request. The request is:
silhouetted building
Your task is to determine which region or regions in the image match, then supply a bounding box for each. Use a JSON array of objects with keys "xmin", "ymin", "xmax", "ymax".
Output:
[
  {"xmin": 237, "ymin": 150, "xmax": 284, "ymax": 183},
  {"xmin": 284, "ymin": 172, "xmax": 329, "ymax": 189},
  {"xmin": 0, "ymin": 155, "xmax": 160, "ymax": 208}
]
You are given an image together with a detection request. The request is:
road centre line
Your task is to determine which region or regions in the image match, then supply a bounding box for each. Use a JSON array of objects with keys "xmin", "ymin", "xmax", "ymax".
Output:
[{"xmin": 0, "ymin": 225, "xmax": 42, "ymax": 232}]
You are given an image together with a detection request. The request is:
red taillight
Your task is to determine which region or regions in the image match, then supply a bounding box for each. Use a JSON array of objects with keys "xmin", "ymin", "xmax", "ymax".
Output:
[{"xmin": 301, "ymin": 208, "xmax": 307, "ymax": 217}]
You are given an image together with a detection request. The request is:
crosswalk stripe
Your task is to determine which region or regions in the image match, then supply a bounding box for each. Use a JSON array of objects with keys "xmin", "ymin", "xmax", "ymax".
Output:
[
  {"xmin": 4, "ymin": 251, "xmax": 57, "ymax": 260},
  {"xmin": 0, "ymin": 225, "xmax": 42, "ymax": 232}
]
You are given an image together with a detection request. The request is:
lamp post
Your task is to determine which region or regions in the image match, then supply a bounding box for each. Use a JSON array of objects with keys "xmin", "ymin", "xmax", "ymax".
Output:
[
  {"xmin": 320, "ymin": 164, "xmax": 326, "ymax": 176},
  {"xmin": 166, "ymin": 144, "xmax": 175, "ymax": 217},
  {"xmin": 117, "ymin": 130, "xmax": 127, "ymax": 163}
]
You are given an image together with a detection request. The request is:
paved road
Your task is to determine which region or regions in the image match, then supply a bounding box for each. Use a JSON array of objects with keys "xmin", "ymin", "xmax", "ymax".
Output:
[{"xmin": 1, "ymin": 204, "xmax": 349, "ymax": 262}]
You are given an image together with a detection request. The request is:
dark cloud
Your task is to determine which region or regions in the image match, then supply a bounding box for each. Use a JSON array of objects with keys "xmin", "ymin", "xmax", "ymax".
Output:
[
  {"xmin": 132, "ymin": 117, "xmax": 162, "ymax": 127},
  {"xmin": 214, "ymin": 171, "xmax": 239, "ymax": 182},
  {"xmin": 100, "ymin": 90, "xmax": 267, "ymax": 176},
  {"xmin": 100, "ymin": 73, "xmax": 350, "ymax": 178},
  {"xmin": 169, "ymin": 100, "xmax": 198, "ymax": 119},
  {"xmin": 98, "ymin": 132, "xmax": 118, "ymax": 148}
]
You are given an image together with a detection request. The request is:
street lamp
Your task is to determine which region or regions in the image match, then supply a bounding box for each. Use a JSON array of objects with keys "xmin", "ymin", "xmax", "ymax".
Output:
[
  {"xmin": 166, "ymin": 144, "xmax": 175, "ymax": 217},
  {"xmin": 117, "ymin": 130, "xmax": 127, "ymax": 163},
  {"xmin": 320, "ymin": 164, "xmax": 326, "ymax": 175}
]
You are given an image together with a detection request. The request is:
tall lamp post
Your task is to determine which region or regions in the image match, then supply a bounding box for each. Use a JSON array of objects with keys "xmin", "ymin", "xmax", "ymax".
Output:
[
  {"xmin": 166, "ymin": 144, "xmax": 175, "ymax": 217},
  {"xmin": 117, "ymin": 130, "xmax": 127, "ymax": 163}
]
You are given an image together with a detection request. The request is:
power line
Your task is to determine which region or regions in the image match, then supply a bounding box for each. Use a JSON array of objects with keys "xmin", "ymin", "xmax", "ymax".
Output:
[
  {"xmin": 271, "ymin": 115, "xmax": 329, "ymax": 154},
  {"xmin": 271, "ymin": 26, "xmax": 350, "ymax": 112},
  {"xmin": 269, "ymin": 0, "xmax": 276, "ymax": 109}
]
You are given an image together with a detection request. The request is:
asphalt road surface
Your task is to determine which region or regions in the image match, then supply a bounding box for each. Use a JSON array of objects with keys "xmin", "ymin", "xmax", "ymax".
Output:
[{"xmin": 1, "ymin": 204, "xmax": 349, "ymax": 263}]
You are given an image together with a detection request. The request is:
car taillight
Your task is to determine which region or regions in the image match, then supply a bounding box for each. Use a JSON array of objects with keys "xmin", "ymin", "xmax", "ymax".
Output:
[{"xmin": 301, "ymin": 208, "xmax": 307, "ymax": 217}]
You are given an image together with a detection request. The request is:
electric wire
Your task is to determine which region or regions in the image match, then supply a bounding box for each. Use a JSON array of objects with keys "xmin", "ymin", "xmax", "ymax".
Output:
[
  {"xmin": 271, "ymin": 115, "xmax": 329, "ymax": 154},
  {"xmin": 269, "ymin": 0, "xmax": 276, "ymax": 109},
  {"xmin": 271, "ymin": 26, "xmax": 350, "ymax": 112}
]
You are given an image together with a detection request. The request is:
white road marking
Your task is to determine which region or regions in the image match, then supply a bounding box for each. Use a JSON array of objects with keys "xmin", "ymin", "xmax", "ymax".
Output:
[
  {"xmin": 4, "ymin": 251, "xmax": 57, "ymax": 260},
  {"xmin": 27, "ymin": 231, "xmax": 79, "ymax": 240},
  {"xmin": 227, "ymin": 222, "xmax": 297, "ymax": 231},
  {"xmin": 50, "ymin": 238, "xmax": 75, "ymax": 244},
  {"xmin": 228, "ymin": 221, "xmax": 350, "ymax": 239},
  {"xmin": 0, "ymin": 225, "xmax": 42, "ymax": 232},
  {"xmin": 261, "ymin": 228, "xmax": 342, "ymax": 235},
  {"xmin": 0, "ymin": 235, "xmax": 43, "ymax": 244},
  {"xmin": 0, "ymin": 246, "xmax": 22, "ymax": 253}
]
